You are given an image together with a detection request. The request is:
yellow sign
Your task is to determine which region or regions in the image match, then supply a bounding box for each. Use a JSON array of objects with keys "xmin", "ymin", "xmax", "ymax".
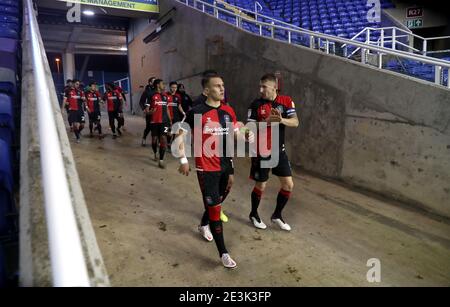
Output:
[{"xmin": 60, "ymin": 0, "xmax": 159, "ymax": 13}]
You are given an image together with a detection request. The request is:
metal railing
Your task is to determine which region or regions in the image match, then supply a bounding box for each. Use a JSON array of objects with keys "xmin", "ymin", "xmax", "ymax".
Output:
[
  {"xmin": 24, "ymin": 0, "xmax": 90, "ymax": 286},
  {"xmin": 343, "ymin": 26, "xmax": 450, "ymax": 57},
  {"xmin": 179, "ymin": 0, "xmax": 450, "ymax": 88}
]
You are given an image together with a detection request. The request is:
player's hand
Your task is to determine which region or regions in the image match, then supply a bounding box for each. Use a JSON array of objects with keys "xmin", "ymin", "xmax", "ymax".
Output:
[
  {"xmin": 178, "ymin": 163, "xmax": 190, "ymax": 176},
  {"xmin": 268, "ymin": 108, "xmax": 282, "ymax": 123},
  {"xmin": 246, "ymin": 129, "xmax": 255, "ymax": 143}
]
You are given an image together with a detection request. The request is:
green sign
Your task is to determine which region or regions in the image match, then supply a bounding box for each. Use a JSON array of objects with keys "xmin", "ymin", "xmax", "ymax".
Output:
[
  {"xmin": 406, "ymin": 18, "xmax": 423, "ymax": 29},
  {"xmin": 60, "ymin": 0, "xmax": 159, "ymax": 13}
]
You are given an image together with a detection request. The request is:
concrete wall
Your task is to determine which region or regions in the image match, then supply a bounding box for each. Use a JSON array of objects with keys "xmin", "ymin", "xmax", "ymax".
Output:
[
  {"xmin": 128, "ymin": 19, "xmax": 162, "ymax": 114},
  {"xmin": 141, "ymin": 0, "xmax": 450, "ymax": 217}
]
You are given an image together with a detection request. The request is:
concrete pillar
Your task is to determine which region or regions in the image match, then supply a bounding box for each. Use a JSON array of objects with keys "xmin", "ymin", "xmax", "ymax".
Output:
[{"xmin": 62, "ymin": 51, "xmax": 75, "ymax": 81}]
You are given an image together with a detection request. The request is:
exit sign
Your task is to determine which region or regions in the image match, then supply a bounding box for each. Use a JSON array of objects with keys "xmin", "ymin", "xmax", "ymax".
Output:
[
  {"xmin": 406, "ymin": 18, "xmax": 423, "ymax": 29},
  {"xmin": 406, "ymin": 7, "xmax": 423, "ymax": 18}
]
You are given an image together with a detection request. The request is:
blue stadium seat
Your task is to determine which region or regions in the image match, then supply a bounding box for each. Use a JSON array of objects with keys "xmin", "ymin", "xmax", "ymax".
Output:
[
  {"xmin": 0, "ymin": 27, "xmax": 18, "ymax": 39},
  {"xmin": 0, "ymin": 93, "xmax": 13, "ymax": 146},
  {"xmin": 0, "ymin": 139, "xmax": 13, "ymax": 235},
  {"xmin": 0, "ymin": 0, "xmax": 19, "ymax": 7},
  {"xmin": 0, "ymin": 242, "xmax": 6, "ymax": 287},
  {"xmin": 0, "ymin": 5, "xmax": 18, "ymax": 17},
  {"xmin": 0, "ymin": 38, "xmax": 17, "ymax": 94}
]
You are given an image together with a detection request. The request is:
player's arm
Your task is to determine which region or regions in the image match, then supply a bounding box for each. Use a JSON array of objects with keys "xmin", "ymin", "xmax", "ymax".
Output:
[
  {"xmin": 98, "ymin": 92, "xmax": 105, "ymax": 104},
  {"xmin": 118, "ymin": 93, "xmax": 124, "ymax": 108},
  {"xmin": 176, "ymin": 111, "xmax": 195, "ymax": 176},
  {"xmin": 175, "ymin": 129, "xmax": 190, "ymax": 176},
  {"xmin": 227, "ymin": 108, "xmax": 253, "ymax": 143},
  {"xmin": 178, "ymin": 104, "xmax": 186, "ymax": 119},
  {"xmin": 280, "ymin": 114, "xmax": 299, "ymax": 127},
  {"xmin": 167, "ymin": 107, "xmax": 172, "ymax": 123},
  {"xmin": 268, "ymin": 107, "xmax": 299, "ymax": 127},
  {"xmin": 147, "ymin": 95, "xmax": 156, "ymax": 114}
]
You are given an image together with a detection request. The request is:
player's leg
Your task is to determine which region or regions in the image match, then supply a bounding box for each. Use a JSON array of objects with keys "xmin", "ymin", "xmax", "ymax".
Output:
[
  {"xmin": 158, "ymin": 131, "xmax": 167, "ymax": 168},
  {"xmin": 218, "ymin": 161, "xmax": 233, "ymax": 223},
  {"xmin": 88, "ymin": 113, "xmax": 94, "ymax": 137},
  {"xmin": 95, "ymin": 113, "xmax": 103, "ymax": 137},
  {"xmin": 271, "ymin": 151, "xmax": 294, "ymax": 231},
  {"xmin": 196, "ymin": 171, "xmax": 212, "ymax": 241},
  {"xmin": 249, "ymin": 157, "xmax": 270, "ymax": 229},
  {"xmin": 150, "ymin": 124, "xmax": 159, "ymax": 161},
  {"xmin": 108, "ymin": 111, "xmax": 117, "ymax": 138},
  {"xmin": 142, "ymin": 114, "xmax": 151, "ymax": 146}
]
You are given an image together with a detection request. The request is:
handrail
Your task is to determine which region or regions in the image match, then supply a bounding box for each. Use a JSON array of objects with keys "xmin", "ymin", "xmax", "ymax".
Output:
[
  {"xmin": 213, "ymin": 0, "xmax": 301, "ymax": 30},
  {"xmin": 426, "ymin": 35, "xmax": 450, "ymax": 41},
  {"xmin": 24, "ymin": 0, "xmax": 90, "ymax": 287},
  {"xmin": 180, "ymin": 0, "xmax": 450, "ymax": 87}
]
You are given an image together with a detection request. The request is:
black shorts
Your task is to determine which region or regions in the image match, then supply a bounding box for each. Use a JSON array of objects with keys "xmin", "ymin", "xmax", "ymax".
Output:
[
  {"xmin": 108, "ymin": 110, "xmax": 123, "ymax": 119},
  {"xmin": 69, "ymin": 110, "xmax": 84, "ymax": 124},
  {"xmin": 88, "ymin": 112, "xmax": 101, "ymax": 123},
  {"xmin": 151, "ymin": 123, "xmax": 170, "ymax": 137},
  {"xmin": 197, "ymin": 160, "xmax": 234, "ymax": 206},
  {"xmin": 250, "ymin": 149, "xmax": 292, "ymax": 182}
]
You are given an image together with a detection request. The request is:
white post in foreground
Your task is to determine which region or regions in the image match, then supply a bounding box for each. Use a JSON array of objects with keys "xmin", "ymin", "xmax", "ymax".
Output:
[{"xmin": 25, "ymin": 0, "xmax": 90, "ymax": 287}]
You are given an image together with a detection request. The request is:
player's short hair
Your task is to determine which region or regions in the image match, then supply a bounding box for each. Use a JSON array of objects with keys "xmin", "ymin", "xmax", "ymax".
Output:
[
  {"xmin": 153, "ymin": 79, "xmax": 163, "ymax": 87},
  {"xmin": 148, "ymin": 77, "xmax": 156, "ymax": 83},
  {"xmin": 72, "ymin": 79, "xmax": 80, "ymax": 83},
  {"xmin": 169, "ymin": 81, "xmax": 178, "ymax": 87},
  {"xmin": 66, "ymin": 79, "xmax": 73, "ymax": 84},
  {"xmin": 89, "ymin": 80, "xmax": 97, "ymax": 87},
  {"xmin": 260, "ymin": 73, "xmax": 277, "ymax": 84},
  {"xmin": 201, "ymin": 70, "xmax": 219, "ymax": 88},
  {"xmin": 201, "ymin": 72, "xmax": 222, "ymax": 88}
]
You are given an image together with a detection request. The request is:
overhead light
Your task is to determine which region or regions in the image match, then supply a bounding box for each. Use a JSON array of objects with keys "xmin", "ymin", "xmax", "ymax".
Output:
[
  {"xmin": 83, "ymin": 10, "xmax": 95, "ymax": 16},
  {"xmin": 55, "ymin": 58, "xmax": 61, "ymax": 62},
  {"xmin": 120, "ymin": 47, "xmax": 128, "ymax": 51}
]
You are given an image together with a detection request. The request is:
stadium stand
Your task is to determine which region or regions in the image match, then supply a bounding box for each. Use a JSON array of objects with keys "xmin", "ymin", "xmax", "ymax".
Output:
[{"xmin": 0, "ymin": 0, "xmax": 21, "ymax": 287}]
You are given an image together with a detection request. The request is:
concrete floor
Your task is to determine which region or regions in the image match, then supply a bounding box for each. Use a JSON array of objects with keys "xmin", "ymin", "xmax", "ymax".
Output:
[{"xmin": 70, "ymin": 113, "xmax": 450, "ymax": 286}]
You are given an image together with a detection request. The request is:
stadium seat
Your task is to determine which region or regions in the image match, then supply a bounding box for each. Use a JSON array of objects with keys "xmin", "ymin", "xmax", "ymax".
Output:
[
  {"xmin": 0, "ymin": 242, "xmax": 6, "ymax": 287},
  {"xmin": 0, "ymin": 38, "xmax": 18, "ymax": 95},
  {"xmin": 0, "ymin": 139, "xmax": 13, "ymax": 235},
  {"xmin": 0, "ymin": 93, "xmax": 13, "ymax": 146},
  {"xmin": 0, "ymin": 4, "xmax": 19, "ymax": 17}
]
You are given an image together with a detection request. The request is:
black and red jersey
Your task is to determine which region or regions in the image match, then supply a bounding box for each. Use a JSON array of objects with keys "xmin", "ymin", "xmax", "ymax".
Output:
[
  {"xmin": 150, "ymin": 92, "xmax": 170, "ymax": 124},
  {"xmin": 185, "ymin": 102, "xmax": 238, "ymax": 172},
  {"xmin": 85, "ymin": 90, "xmax": 102, "ymax": 113},
  {"xmin": 64, "ymin": 88, "xmax": 85, "ymax": 111},
  {"xmin": 247, "ymin": 95, "xmax": 297, "ymax": 156},
  {"xmin": 103, "ymin": 89, "xmax": 123, "ymax": 112},
  {"xmin": 167, "ymin": 92, "xmax": 183, "ymax": 122}
]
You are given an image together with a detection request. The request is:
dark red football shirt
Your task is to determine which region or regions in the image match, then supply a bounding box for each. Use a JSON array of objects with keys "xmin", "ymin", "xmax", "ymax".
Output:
[
  {"xmin": 185, "ymin": 102, "xmax": 238, "ymax": 172},
  {"xmin": 150, "ymin": 92, "xmax": 170, "ymax": 124},
  {"xmin": 64, "ymin": 88, "xmax": 84, "ymax": 111},
  {"xmin": 85, "ymin": 90, "xmax": 102, "ymax": 113},
  {"xmin": 103, "ymin": 89, "xmax": 123, "ymax": 112},
  {"xmin": 247, "ymin": 95, "xmax": 297, "ymax": 156},
  {"xmin": 167, "ymin": 92, "xmax": 182, "ymax": 122}
]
